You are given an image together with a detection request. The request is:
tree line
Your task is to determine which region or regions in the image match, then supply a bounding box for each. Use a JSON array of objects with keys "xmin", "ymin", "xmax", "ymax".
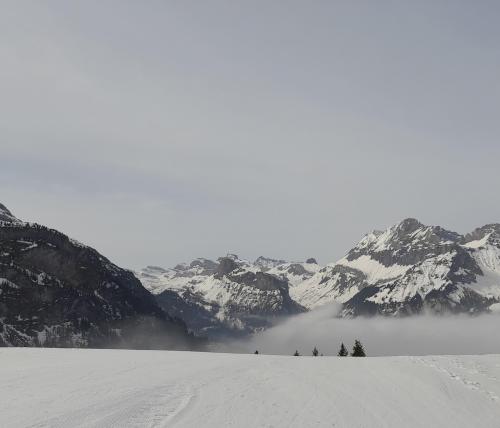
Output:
[{"xmin": 254, "ymin": 340, "xmax": 366, "ymax": 357}]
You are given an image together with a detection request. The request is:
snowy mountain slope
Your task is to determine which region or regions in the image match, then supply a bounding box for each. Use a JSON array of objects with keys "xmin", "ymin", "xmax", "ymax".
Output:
[
  {"xmin": 140, "ymin": 218, "xmax": 500, "ymax": 331},
  {"xmin": 0, "ymin": 203, "xmax": 199, "ymax": 349},
  {"xmin": 265, "ymin": 257, "xmax": 320, "ymax": 287},
  {"xmin": 3, "ymin": 348, "xmax": 500, "ymax": 428},
  {"xmin": 294, "ymin": 219, "xmax": 500, "ymax": 316},
  {"xmin": 136, "ymin": 255, "xmax": 312, "ymax": 338},
  {"xmin": 462, "ymin": 225, "xmax": 500, "ymax": 299}
]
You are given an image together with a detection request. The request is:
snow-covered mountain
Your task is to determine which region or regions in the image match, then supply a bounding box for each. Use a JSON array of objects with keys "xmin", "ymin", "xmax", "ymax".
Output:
[
  {"xmin": 295, "ymin": 218, "xmax": 500, "ymax": 316},
  {"xmin": 0, "ymin": 203, "xmax": 199, "ymax": 349},
  {"xmin": 136, "ymin": 255, "xmax": 318, "ymax": 338},
  {"xmin": 5, "ymin": 200, "xmax": 499, "ymax": 346},
  {"xmin": 140, "ymin": 218, "xmax": 500, "ymax": 335}
]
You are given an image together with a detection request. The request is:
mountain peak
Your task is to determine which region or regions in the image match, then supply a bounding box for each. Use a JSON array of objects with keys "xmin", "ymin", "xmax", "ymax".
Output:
[
  {"xmin": 189, "ymin": 258, "xmax": 218, "ymax": 270},
  {"xmin": 476, "ymin": 224, "xmax": 500, "ymax": 235},
  {"xmin": 392, "ymin": 218, "xmax": 461, "ymax": 244},
  {"xmin": 347, "ymin": 218, "xmax": 462, "ymax": 263},
  {"xmin": 217, "ymin": 256, "xmax": 239, "ymax": 275},
  {"xmin": 0, "ymin": 203, "xmax": 20, "ymax": 223},
  {"xmin": 395, "ymin": 218, "xmax": 423, "ymax": 232},
  {"xmin": 464, "ymin": 224, "xmax": 500, "ymax": 246},
  {"xmin": 254, "ymin": 256, "xmax": 287, "ymax": 269}
]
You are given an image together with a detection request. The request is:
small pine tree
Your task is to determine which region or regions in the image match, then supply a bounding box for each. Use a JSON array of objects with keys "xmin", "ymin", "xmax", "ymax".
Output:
[
  {"xmin": 337, "ymin": 343, "xmax": 348, "ymax": 357},
  {"xmin": 254, "ymin": 350, "xmax": 259, "ymax": 355},
  {"xmin": 293, "ymin": 350, "xmax": 300, "ymax": 356},
  {"xmin": 351, "ymin": 340, "xmax": 366, "ymax": 357},
  {"xmin": 312, "ymin": 346, "xmax": 319, "ymax": 357}
]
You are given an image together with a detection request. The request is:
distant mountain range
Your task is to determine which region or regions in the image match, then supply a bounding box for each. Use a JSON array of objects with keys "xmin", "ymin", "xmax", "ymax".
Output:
[
  {"xmin": 0, "ymin": 203, "xmax": 200, "ymax": 349},
  {"xmin": 2, "ymin": 200, "xmax": 500, "ymax": 346},
  {"xmin": 138, "ymin": 218, "xmax": 500, "ymax": 338},
  {"xmin": 136, "ymin": 255, "xmax": 316, "ymax": 338}
]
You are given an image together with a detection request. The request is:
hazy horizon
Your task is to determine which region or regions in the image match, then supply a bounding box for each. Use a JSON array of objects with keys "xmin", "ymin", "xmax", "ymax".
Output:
[{"xmin": 2, "ymin": 1, "xmax": 500, "ymax": 269}]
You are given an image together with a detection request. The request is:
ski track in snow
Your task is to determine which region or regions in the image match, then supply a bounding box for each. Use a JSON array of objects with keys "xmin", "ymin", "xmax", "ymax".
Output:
[{"xmin": 2, "ymin": 349, "xmax": 500, "ymax": 428}]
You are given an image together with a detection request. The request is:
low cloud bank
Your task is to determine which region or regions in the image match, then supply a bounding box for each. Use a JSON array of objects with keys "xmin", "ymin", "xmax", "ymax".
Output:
[{"xmin": 222, "ymin": 304, "xmax": 500, "ymax": 357}]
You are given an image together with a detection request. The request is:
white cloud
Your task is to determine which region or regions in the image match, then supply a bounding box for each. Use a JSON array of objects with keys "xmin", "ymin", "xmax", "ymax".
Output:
[{"xmin": 225, "ymin": 305, "xmax": 500, "ymax": 357}]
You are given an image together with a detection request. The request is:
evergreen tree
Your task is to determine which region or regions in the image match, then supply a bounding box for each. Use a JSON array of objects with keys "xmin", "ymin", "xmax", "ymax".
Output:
[
  {"xmin": 293, "ymin": 350, "xmax": 300, "ymax": 356},
  {"xmin": 337, "ymin": 342, "xmax": 348, "ymax": 357},
  {"xmin": 312, "ymin": 346, "xmax": 319, "ymax": 357},
  {"xmin": 254, "ymin": 350, "xmax": 259, "ymax": 355},
  {"xmin": 351, "ymin": 340, "xmax": 366, "ymax": 357}
]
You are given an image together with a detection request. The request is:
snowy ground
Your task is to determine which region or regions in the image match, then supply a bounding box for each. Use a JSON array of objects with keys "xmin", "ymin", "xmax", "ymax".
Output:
[{"xmin": 2, "ymin": 349, "xmax": 500, "ymax": 428}]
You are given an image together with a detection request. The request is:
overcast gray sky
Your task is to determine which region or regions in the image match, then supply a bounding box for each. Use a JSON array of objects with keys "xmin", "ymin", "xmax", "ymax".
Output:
[{"xmin": 1, "ymin": 1, "xmax": 499, "ymax": 269}]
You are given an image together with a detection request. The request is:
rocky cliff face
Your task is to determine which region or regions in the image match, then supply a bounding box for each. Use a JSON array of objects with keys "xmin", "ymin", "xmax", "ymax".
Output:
[{"xmin": 0, "ymin": 204, "xmax": 199, "ymax": 349}]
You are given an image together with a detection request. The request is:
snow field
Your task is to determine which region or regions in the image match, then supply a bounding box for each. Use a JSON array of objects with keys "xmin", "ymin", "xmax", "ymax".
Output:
[{"xmin": 2, "ymin": 349, "xmax": 500, "ymax": 427}]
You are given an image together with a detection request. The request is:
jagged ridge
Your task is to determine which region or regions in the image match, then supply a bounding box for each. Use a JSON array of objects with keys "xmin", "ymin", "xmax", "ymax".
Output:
[{"xmin": 294, "ymin": 218, "xmax": 500, "ymax": 317}]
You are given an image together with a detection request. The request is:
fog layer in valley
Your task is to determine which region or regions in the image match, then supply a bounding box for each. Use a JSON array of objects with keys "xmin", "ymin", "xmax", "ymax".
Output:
[{"xmin": 223, "ymin": 304, "xmax": 500, "ymax": 357}]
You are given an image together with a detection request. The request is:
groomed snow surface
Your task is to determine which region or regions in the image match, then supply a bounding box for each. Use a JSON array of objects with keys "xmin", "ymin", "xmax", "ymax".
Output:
[{"xmin": 2, "ymin": 349, "xmax": 500, "ymax": 427}]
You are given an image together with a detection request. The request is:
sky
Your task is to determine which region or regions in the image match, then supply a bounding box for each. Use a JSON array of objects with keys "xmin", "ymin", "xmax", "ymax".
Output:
[{"xmin": 1, "ymin": 1, "xmax": 500, "ymax": 269}]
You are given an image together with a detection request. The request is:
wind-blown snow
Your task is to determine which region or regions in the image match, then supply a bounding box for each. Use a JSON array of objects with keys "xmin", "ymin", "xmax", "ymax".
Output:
[{"xmin": 2, "ymin": 348, "xmax": 500, "ymax": 428}]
